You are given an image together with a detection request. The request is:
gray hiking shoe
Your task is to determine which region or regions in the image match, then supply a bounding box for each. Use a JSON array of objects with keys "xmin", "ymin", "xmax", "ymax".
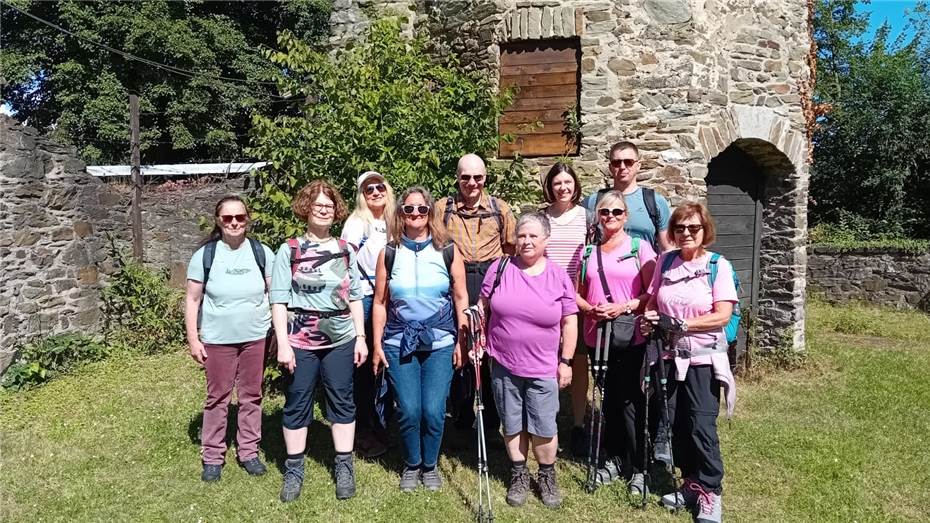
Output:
[
  {"xmin": 201, "ymin": 463, "xmax": 222, "ymax": 482},
  {"xmin": 661, "ymin": 478, "xmax": 699, "ymax": 511},
  {"xmin": 536, "ymin": 466, "xmax": 562, "ymax": 509},
  {"xmin": 695, "ymin": 487, "xmax": 722, "ymax": 523},
  {"xmin": 595, "ymin": 457, "xmax": 622, "ymax": 486},
  {"xmin": 654, "ymin": 438, "xmax": 673, "ymax": 465},
  {"xmin": 239, "ymin": 457, "xmax": 267, "ymax": 476},
  {"xmin": 628, "ymin": 472, "xmax": 649, "ymax": 497},
  {"xmin": 280, "ymin": 458, "xmax": 305, "ymax": 503},
  {"xmin": 506, "ymin": 465, "xmax": 530, "ymax": 507},
  {"xmin": 422, "ymin": 467, "xmax": 442, "ymax": 491},
  {"xmin": 334, "ymin": 454, "xmax": 357, "ymax": 500},
  {"xmin": 399, "ymin": 465, "xmax": 421, "ymax": 492}
]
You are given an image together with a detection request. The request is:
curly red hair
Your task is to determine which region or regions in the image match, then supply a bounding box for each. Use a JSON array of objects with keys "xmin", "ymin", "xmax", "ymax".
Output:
[{"xmin": 292, "ymin": 180, "xmax": 348, "ymax": 223}]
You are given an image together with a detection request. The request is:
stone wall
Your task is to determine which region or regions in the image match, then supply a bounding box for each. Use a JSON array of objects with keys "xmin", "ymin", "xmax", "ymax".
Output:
[
  {"xmin": 807, "ymin": 247, "xmax": 930, "ymax": 311},
  {"xmin": 327, "ymin": 0, "xmax": 813, "ymax": 352}
]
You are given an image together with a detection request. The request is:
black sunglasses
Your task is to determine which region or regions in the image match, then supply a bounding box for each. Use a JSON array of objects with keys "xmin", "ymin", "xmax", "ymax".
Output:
[
  {"xmin": 459, "ymin": 174, "xmax": 485, "ymax": 183},
  {"xmin": 609, "ymin": 158, "xmax": 638, "ymax": 168},
  {"xmin": 219, "ymin": 214, "xmax": 247, "ymax": 224},
  {"xmin": 402, "ymin": 204, "xmax": 430, "ymax": 216},
  {"xmin": 672, "ymin": 224, "xmax": 704, "ymax": 235},
  {"xmin": 598, "ymin": 208, "xmax": 626, "ymax": 217},
  {"xmin": 364, "ymin": 183, "xmax": 386, "ymax": 195}
]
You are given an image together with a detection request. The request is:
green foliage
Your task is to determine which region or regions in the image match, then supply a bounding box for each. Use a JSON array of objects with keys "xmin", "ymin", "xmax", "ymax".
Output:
[
  {"xmin": 0, "ymin": 0, "xmax": 332, "ymax": 164},
  {"xmin": 809, "ymin": 220, "xmax": 930, "ymax": 253},
  {"xmin": 1, "ymin": 334, "xmax": 108, "ymax": 390},
  {"xmin": 247, "ymin": 19, "xmax": 533, "ymax": 243},
  {"xmin": 101, "ymin": 254, "xmax": 185, "ymax": 355},
  {"xmin": 811, "ymin": 0, "xmax": 930, "ymax": 238}
]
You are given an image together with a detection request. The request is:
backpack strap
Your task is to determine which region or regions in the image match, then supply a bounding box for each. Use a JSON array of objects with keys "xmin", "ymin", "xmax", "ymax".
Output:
[
  {"xmin": 384, "ymin": 242, "xmax": 398, "ymax": 282},
  {"xmin": 201, "ymin": 240, "xmax": 218, "ymax": 286},
  {"xmin": 337, "ymin": 238, "xmax": 351, "ymax": 269},
  {"xmin": 642, "ymin": 187, "xmax": 661, "ymax": 249},
  {"xmin": 594, "ymin": 245, "xmax": 615, "ymax": 303},
  {"xmin": 287, "ymin": 238, "xmax": 301, "ymax": 277},
  {"xmin": 443, "ymin": 196, "xmax": 455, "ymax": 227},
  {"xmin": 487, "ymin": 256, "xmax": 510, "ymax": 302},
  {"xmin": 707, "ymin": 252, "xmax": 721, "ymax": 288},
  {"xmin": 247, "ymin": 237, "xmax": 267, "ymax": 291},
  {"xmin": 441, "ymin": 242, "xmax": 456, "ymax": 284},
  {"xmin": 660, "ymin": 249, "xmax": 681, "ymax": 276},
  {"xmin": 488, "ymin": 196, "xmax": 504, "ymax": 232},
  {"xmin": 618, "ymin": 237, "xmax": 641, "ymax": 270},
  {"xmin": 579, "ymin": 245, "xmax": 595, "ymax": 283}
]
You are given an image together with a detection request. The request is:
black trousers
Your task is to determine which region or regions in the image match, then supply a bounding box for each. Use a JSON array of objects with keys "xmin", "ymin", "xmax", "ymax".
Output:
[{"xmin": 602, "ymin": 345, "xmax": 648, "ymax": 475}]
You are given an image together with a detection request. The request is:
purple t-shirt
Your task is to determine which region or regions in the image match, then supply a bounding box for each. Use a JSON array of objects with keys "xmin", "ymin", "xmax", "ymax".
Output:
[{"xmin": 481, "ymin": 257, "xmax": 579, "ymax": 379}]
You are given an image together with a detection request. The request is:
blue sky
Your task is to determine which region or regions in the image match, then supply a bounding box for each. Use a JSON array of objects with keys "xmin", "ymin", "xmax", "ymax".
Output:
[{"xmin": 860, "ymin": 0, "xmax": 918, "ymax": 41}]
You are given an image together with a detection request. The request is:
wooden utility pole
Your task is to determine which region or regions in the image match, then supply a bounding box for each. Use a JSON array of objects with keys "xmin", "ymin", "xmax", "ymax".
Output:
[{"xmin": 129, "ymin": 93, "xmax": 143, "ymax": 261}]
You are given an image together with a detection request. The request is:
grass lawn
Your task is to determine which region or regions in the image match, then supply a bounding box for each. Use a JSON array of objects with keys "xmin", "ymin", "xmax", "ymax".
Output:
[{"xmin": 2, "ymin": 300, "xmax": 930, "ymax": 522}]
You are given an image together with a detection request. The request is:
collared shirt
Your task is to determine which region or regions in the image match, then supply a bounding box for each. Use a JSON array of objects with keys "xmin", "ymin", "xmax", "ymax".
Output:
[{"xmin": 436, "ymin": 192, "xmax": 516, "ymax": 263}]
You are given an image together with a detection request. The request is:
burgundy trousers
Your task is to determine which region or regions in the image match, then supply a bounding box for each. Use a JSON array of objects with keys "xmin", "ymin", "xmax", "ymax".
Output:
[{"xmin": 201, "ymin": 338, "xmax": 266, "ymax": 465}]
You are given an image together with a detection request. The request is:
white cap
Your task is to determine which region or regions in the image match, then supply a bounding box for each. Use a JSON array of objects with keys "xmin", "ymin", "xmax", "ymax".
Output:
[{"xmin": 357, "ymin": 170, "xmax": 384, "ymax": 189}]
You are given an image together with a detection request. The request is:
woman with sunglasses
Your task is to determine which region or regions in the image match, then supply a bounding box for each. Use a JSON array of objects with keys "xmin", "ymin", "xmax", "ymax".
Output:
[
  {"xmin": 642, "ymin": 202, "xmax": 738, "ymax": 523},
  {"xmin": 576, "ymin": 189, "xmax": 657, "ymax": 497},
  {"xmin": 540, "ymin": 162, "xmax": 591, "ymax": 458},
  {"xmin": 371, "ymin": 187, "xmax": 468, "ymax": 492},
  {"xmin": 269, "ymin": 180, "xmax": 367, "ymax": 503},
  {"xmin": 341, "ymin": 171, "xmax": 396, "ymax": 459},
  {"xmin": 185, "ymin": 195, "xmax": 275, "ymax": 483}
]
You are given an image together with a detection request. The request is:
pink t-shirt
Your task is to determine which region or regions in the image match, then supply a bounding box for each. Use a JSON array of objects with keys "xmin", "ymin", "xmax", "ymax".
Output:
[
  {"xmin": 545, "ymin": 206, "xmax": 587, "ymax": 285},
  {"xmin": 481, "ymin": 258, "xmax": 579, "ymax": 379},
  {"xmin": 580, "ymin": 236, "xmax": 657, "ymax": 347},
  {"xmin": 648, "ymin": 251, "xmax": 738, "ymax": 361}
]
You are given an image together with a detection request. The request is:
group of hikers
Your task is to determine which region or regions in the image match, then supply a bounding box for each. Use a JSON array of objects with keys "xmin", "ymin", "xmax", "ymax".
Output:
[{"xmin": 184, "ymin": 141, "xmax": 738, "ymax": 523}]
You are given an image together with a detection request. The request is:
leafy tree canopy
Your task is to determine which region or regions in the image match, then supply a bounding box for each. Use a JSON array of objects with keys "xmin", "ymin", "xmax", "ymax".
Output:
[
  {"xmin": 247, "ymin": 19, "xmax": 533, "ymax": 243},
  {"xmin": 0, "ymin": 0, "xmax": 331, "ymax": 164}
]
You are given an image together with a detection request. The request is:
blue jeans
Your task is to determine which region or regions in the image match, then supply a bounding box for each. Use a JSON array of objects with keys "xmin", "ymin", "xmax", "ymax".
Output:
[{"xmin": 384, "ymin": 343, "xmax": 455, "ymax": 468}]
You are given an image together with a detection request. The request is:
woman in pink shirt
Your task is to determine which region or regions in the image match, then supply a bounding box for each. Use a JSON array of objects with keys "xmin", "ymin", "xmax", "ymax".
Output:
[
  {"xmin": 576, "ymin": 190, "xmax": 656, "ymax": 497},
  {"xmin": 643, "ymin": 202, "xmax": 738, "ymax": 523}
]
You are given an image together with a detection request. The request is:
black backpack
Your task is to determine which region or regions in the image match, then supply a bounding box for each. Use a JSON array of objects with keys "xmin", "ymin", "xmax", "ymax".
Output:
[
  {"xmin": 443, "ymin": 195, "xmax": 504, "ymax": 232},
  {"xmin": 587, "ymin": 187, "xmax": 661, "ymax": 248},
  {"xmin": 202, "ymin": 238, "xmax": 266, "ymax": 287},
  {"xmin": 383, "ymin": 241, "xmax": 456, "ymax": 282}
]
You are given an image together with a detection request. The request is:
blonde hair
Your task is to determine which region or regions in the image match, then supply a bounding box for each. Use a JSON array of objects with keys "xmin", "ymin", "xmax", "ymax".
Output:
[
  {"xmin": 348, "ymin": 173, "xmax": 396, "ymax": 234},
  {"xmin": 595, "ymin": 190, "xmax": 627, "ymax": 212},
  {"xmin": 390, "ymin": 186, "xmax": 448, "ymax": 250}
]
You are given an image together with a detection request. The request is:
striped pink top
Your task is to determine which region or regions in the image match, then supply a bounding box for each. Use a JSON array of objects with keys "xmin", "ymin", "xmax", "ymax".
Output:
[{"xmin": 545, "ymin": 205, "xmax": 587, "ymax": 286}]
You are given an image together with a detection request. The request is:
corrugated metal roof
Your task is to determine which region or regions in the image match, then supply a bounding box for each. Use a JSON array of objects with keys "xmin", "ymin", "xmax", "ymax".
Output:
[{"xmin": 86, "ymin": 162, "xmax": 268, "ymax": 177}]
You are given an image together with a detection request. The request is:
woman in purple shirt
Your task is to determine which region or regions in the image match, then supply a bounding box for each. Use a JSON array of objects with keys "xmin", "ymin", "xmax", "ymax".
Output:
[{"xmin": 479, "ymin": 211, "xmax": 578, "ymax": 510}]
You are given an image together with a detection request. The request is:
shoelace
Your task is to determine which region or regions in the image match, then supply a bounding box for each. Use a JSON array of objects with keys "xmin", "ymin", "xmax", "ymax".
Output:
[
  {"xmin": 689, "ymin": 482, "xmax": 716, "ymax": 515},
  {"xmin": 284, "ymin": 464, "xmax": 304, "ymax": 484},
  {"xmin": 538, "ymin": 471, "xmax": 557, "ymax": 492},
  {"xmin": 510, "ymin": 470, "xmax": 529, "ymax": 493},
  {"xmin": 335, "ymin": 460, "xmax": 354, "ymax": 483},
  {"xmin": 402, "ymin": 467, "xmax": 420, "ymax": 482}
]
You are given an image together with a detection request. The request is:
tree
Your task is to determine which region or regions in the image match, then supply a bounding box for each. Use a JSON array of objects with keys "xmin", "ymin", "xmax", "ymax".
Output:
[
  {"xmin": 811, "ymin": 0, "xmax": 930, "ymax": 238},
  {"xmin": 247, "ymin": 20, "xmax": 533, "ymax": 242},
  {"xmin": 0, "ymin": 0, "xmax": 331, "ymax": 165}
]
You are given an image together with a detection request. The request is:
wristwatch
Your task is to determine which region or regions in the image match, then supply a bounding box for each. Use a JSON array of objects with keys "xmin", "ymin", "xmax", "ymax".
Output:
[{"xmin": 559, "ymin": 356, "xmax": 573, "ymax": 366}]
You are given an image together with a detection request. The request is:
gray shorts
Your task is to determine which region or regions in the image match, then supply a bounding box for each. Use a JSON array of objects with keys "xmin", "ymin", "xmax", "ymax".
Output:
[{"xmin": 490, "ymin": 361, "xmax": 559, "ymax": 438}]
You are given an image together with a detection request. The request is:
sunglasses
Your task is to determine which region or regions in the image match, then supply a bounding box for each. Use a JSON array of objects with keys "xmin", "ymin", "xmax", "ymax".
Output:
[
  {"xmin": 609, "ymin": 158, "xmax": 638, "ymax": 168},
  {"xmin": 459, "ymin": 174, "xmax": 485, "ymax": 183},
  {"xmin": 598, "ymin": 208, "xmax": 626, "ymax": 217},
  {"xmin": 402, "ymin": 204, "xmax": 430, "ymax": 216},
  {"xmin": 219, "ymin": 214, "xmax": 247, "ymax": 224},
  {"xmin": 672, "ymin": 224, "xmax": 704, "ymax": 235},
  {"xmin": 364, "ymin": 183, "xmax": 386, "ymax": 195}
]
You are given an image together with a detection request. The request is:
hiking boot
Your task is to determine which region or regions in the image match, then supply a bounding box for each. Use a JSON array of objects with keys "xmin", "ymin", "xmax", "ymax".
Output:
[
  {"xmin": 201, "ymin": 463, "xmax": 222, "ymax": 482},
  {"xmin": 334, "ymin": 454, "xmax": 357, "ymax": 500},
  {"xmin": 422, "ymin": 467, "xmax": 442, "ymax": 492},
  {"xmin": 239, "ymin": 457, "xmax": 267, "ymax": 477},
  {"xmin": 654, "ymin": 424, "xmax": 673, "ymax": 465},
  {"xmin": 536, "ymin": 466, "xmax": 562, "ymax": 509},
  {"xmin": 694, "ymin": 485, "xmax": 722, "ymax": 523},
  {"xmin": 570, "ymin": 426, "xmax": 588, "ymax": 458},
  {"xmin": 628, "ymin": 472, "xmax": 649, "ymax": 497},
  {"xmin": 506, "ymin": 465, "xmax": 530, "ymax": 507},
  {"xmin": 280, "ymin": 458, "xmax": 305, "ymax": 503},
  {"xmin": 594, "ymin": 457, "xmax": 622, "ymax": 486},
  {"xmin": 399, "ymin": 465, "xmax": 421, "ymax": 492},
  {"xmin": 661, "ymin": 477, "xmax": 699, "ymax": 511}
]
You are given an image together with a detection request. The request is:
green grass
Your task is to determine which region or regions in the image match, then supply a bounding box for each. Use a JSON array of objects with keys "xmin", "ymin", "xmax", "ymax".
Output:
[{"xmin": 3, "ymin": 301, "xmax": 930, "ymax": 522}]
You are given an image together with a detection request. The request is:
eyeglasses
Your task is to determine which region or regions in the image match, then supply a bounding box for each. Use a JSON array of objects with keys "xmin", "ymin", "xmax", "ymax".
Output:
[
  {"xmin": 598, "ymin": 208, "xmax": 626, "ymax": 217},
  {"xmin": 219, "ymin": 214, "xmax": 247, "ymax": 224},
  {"xmin": 364, "ymin": 183, "xmax": 386, "ymax": 195},
  {"xmin": 609, "ymin": 158, "xmax": 638, "ymax": 169},
  {"xmin": 672, "ymin": 224, "xmax": 704, "ymax": 235},
  {"xmin": 402, "ymin": 204, "xmax": 430, "ymax": 216},
  {"xmin": 311, "ymin": 203, "xmax": 335, "ymax": 213},
  {"xmin": 459, "ymin": 174, "xmax": 485, "ymax": 183}
]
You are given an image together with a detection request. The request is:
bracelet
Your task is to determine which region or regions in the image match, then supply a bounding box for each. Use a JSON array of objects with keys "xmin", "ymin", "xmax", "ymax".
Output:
[{"xmin": 357, "ymin": 333, "xmax": 367, "ymax": 338}]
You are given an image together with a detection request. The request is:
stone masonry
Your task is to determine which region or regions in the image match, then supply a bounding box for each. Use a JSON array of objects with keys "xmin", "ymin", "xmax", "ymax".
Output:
[
  {"xmin": 328, "ymin": 0, "xmax": 813, "ymax": 352},
  {"xmin": 808, "ymin": 247, "xmax": 930, "ymax": 312}
]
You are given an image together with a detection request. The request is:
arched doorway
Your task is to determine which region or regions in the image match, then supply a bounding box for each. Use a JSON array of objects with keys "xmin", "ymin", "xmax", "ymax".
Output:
[{"xmin": 706, "ymin": 144, "xmax": 766, "ymax": 358}]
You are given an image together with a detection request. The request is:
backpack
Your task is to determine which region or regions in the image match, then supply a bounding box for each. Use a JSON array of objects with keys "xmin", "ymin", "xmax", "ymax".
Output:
[
  {"xmin": 486, "ymin": 255, "xmax": 510, "ymax": 301},
  {"xmin": 383, "ymin": 241, "xmax": 456, "ymax": 282},
  {"xmin": 286, "ymin": 238, "xmax": 352, "ymax": 278},
  {"xmin": 586, "ymin": 187, "xmax": 661, "ymax": 248},
  {"xmin": 579, "ymin": 237, "xmax": 641, "ymax": 284},
  {"xmin": 443, "ymin": 195, "xmax": 504, "ymax": 232},
  {"xmin": 660, "ymin": 250, "xmax": 742, "ymax": 344},
  {"xmin": 202, "ymin": 237, "xmax": 267, "ymax": 287}
]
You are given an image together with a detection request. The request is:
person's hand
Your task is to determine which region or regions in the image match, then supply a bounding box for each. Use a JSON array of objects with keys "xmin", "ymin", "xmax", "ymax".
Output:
[
  {"xmin": 372, "ymin": 348, "xmax": 388, "ymax": 375},
  {"xmin": 658, "ymin": 313, "xmax": 687, "ymax": 334},
  {"xmin": 641, "ymin": 310, "xmax": 659, "ymax": 336},
  {"xmin": 354, "ymin": 337, "xmax": 369, "ymax": 368},
  {"xmin": 557, "ymin": 362, "xmax": 573, "ymax": 389},
  {"xmin": 453, "ymin": 340, "xmax": 464, "ymax": 370},
  {"xmin": 277, "ymin": 343, "xmax": 296, "ymax": 373},
  {"xmin": 600, "ymin": 303, "xmax": 629, "ymax": 320},
  {"xmin": 189, "ymin": 339, "xmax": 207, "ymax": 367},
  {"xmin": 468, "ymin": 348, "xmax": 482, "ymax": 366}
]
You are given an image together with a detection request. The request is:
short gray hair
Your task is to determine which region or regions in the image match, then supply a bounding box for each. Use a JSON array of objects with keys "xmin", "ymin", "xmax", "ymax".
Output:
[{"xmin": 516, "ymin": 211, "xmax": 551, "ymax": 238}]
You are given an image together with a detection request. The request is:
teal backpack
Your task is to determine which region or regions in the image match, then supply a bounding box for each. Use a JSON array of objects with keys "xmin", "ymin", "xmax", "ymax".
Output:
[{"xmin": 660, "ymin": 250, "xmax": 741, "ymax": 344}]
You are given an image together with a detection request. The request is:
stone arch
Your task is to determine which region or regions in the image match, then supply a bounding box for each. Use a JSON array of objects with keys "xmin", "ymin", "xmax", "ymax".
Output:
[{"xmin": 698, "ymin": 106, "xmax": 808, "ymax": 354}]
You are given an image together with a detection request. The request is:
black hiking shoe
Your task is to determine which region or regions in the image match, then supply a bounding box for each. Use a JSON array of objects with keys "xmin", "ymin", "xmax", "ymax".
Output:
[
  {"xmin": 201, "ymin": 463, "xmax": 222, "ymax": 482},
  {"xmin": 570, "ymin": 426, "xmax": 588, "ymax": 458},
  {"xmin": 536, "ymin": 466, "xmax": 562, "ymax": 509},
  {"xmin": 334, "ymin": 454, "xmax": 357, "ymax": 500},
  {"xmin": 506, "ymin": 464, "xmax": 530, "ymax": 507},
  {"xmin": 239, "ymin": 457, "xmax": 267, "ymax": 476},
  {"xmin": 280, "ymin": 458, "xmax": 305, "ymax": 503}
]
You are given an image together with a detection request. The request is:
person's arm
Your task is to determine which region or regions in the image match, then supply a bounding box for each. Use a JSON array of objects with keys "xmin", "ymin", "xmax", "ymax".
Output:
[
  {"xmin": 272, "ymin": 303, "xmax": 294, "ymax": 372},
  {"xmin": 371, "ymin": 250, "xmax": 389, "ymax": 374},
  {"xmin": 184, "ymin": 280, "xmax": 206, "ymax": 366},
  {"xmin": 269, "ymin": 244, "xmax": 295, "ymax": 372},
  {"xmin": 350, "ymin": 299, "xmax": 367, "ymax": 367},
  {"xmin": 450, "ymin": 247, "xmax": 468, "ymax": 369},
  {"xmin": 558, "ymin": 314, "xmax": 577, "ymax": 389},
  {"xmin": 682, "ymin": 301, "xmax": 733, "ymax": 331}
]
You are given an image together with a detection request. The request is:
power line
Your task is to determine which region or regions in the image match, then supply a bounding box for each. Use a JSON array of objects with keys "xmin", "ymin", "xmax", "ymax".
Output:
[{"xmin": 0, "ymin": 0, "xmax": 299, "ymax": 100}]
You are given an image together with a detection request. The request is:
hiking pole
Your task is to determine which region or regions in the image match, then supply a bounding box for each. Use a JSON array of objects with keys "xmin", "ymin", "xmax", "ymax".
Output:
[
  {"xmin": 585, "ymin": 322, "xmax": 605, "ymax": 493},
  {"xmin": 653, "ymin": 330, "xmax": 681, "ymax": 512},
  {"xmin": 640, "ymin": 346, "xmax": 653, "ymax": 509},
  {"xmin": 465, "ymin": 306, "xmax": 493, "ymax": 523}
]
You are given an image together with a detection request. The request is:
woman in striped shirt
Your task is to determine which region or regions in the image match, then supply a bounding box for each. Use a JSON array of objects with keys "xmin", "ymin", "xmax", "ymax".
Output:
[{"xmin": 541, "ymin": 162, "xmax": 590, "ymax": 457}]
